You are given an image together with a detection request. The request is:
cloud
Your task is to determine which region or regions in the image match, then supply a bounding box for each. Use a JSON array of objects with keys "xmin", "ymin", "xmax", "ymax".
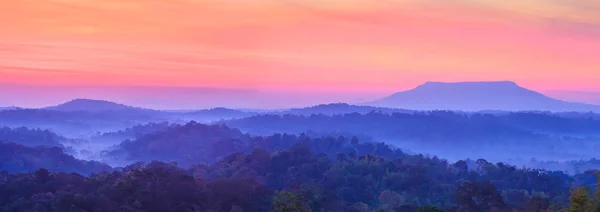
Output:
[{"xmin": 0, "ymin": 0, "xmax": 599, "ymax": 93}]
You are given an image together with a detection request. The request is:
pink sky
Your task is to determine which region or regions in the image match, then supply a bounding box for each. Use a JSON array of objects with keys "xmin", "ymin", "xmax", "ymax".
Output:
[{"xmin": 1, "ymin": 0, "xmax": 600, "ymax": 107}]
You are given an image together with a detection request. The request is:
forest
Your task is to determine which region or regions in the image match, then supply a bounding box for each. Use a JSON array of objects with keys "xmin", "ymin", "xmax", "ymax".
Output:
[
  {"xmin": 2, "ymin": 141, "xmax": 600, "ymax": 211},
  {"xmin": 223, "ymin": 112, "xmax": 600, "ymax": 164},
  {"xmin": 4, "ymin": 0, "xmax": 600, "ymax": 209},
  {"xmin": 2, "ymin": 102, "xmax": 600, "ymax": 211},
  {"xmin": 2, "ymin": 122, "xmax": 600, "ymax": 211}
]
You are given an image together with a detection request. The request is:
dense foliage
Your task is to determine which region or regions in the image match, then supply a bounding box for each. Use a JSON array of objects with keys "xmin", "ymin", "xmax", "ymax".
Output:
[
  {"xmin": 223, "ymin": 112, "xmax": 600, "ymax": 164},
  {"xmin": 104, "ymin": 122, "xmax": 252, "ymax": 166},
  {"xmin": 2, "ymin": 141, "xmax": 598, "ymax": 211},
  {"xmin": 0, "ymin": 142, "xmax": 111, "ymax": 174},
  {"xmin": 90, "ymin": 122, "xmax": 175, "ymax": 142},
  {"xmin": 0, "ymin": 127, "xmax": 65, "ymax": 148},
  {"xmin": 49, "ymin": 122, "xmax": 595, "ymax": 211},
  {"xmin": 105, "ymin": 122, "xmax": 396, "ymax": 167},
  {"xmin": 225, "ymin": 111, "xmax": 600, "ymax": 138},
  {"xmin": 3, "ymin": 105, "xmax": 600, "ymax": 212}
]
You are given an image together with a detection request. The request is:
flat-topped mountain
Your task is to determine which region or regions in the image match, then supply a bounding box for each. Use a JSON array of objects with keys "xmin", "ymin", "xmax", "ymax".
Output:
[
  {"xmin": 44, "ymin": 99, "xmax": 148, "ymax": 112},
  {"xmin": 366, "ymin": 81, "xmax": 600, "ymax": 112}
]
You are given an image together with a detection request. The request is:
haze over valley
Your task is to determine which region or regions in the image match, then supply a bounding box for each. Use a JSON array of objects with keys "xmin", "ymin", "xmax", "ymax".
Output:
[
  {"xmin": 3, "ymin": 0, "xmax": 600, "ymax": 210},
  {"xmin": 3, "ymin": 81, "xmax": 600, "ymax": 211},
  {"xmin": 2, "ymin": 81, "xmax": 600, "ymax": 171}
]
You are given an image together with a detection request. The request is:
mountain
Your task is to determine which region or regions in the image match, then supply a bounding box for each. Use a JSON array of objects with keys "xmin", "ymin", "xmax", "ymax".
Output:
[
  {"xmin": 2, "ymin": 100, "xmax": 171, "ymax": 137},
  {"xmin": 366, "ymin": 81, "xmax": 600, "ymax": 112},
  {"xmin": 45, "ymin": 99, "xmax": 152, "ymax": 113}
]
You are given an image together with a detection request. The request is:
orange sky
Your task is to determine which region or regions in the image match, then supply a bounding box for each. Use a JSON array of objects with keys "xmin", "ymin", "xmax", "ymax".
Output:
[{"xmin": 1, "ymin": 0, "xmax": 600, "ymax": 94}]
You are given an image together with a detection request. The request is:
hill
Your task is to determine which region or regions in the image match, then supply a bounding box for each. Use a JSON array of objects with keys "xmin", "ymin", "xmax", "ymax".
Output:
[
  {"xmin": 90, "ymin": 122, "xmax": 175, "ymax": 142},
  {"xmin": 0, "ymin": 127, "xmax": 65, "ymax": 148},
  {"xmin": 103, "ymin": 122, "xmax": 252, "ymax": 166},
  {"xmin": 223, "ymin": 111, "xmax": 600, "ymax": 163},
  {"xmin": 0, "ymin": 109, "xmax": 168, "ymax": 137},
  {"xmin": 103, "ymin": 122, "xmax": 390, "ymax": 167},
  {"xmin": 0, "ymin": 140, "xmax": 584, "ymax": 211},
  {"xmin": 0, "ymin": 141, "xmax": 111, "ymax": 174},
  {"xmin": 182, "ymin": 104, "xmax": 412, "ymax": 121},
  {"xmin": 183, "ymin": 107, "xmax": 257, "ymax": 121},
  {"xmin": 44, "ymin": 99, "xmax": 151, "ymax": 113},
  {"xmin": 280, "ymin": 103, "xmax": 412, "ymax": 116},
  {"xmin": 366, "ymin": 81, "xmax": 600, "ymax": 112}
]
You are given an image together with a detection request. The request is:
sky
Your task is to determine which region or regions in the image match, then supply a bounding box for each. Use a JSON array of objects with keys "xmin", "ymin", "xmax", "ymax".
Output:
[{"xmin": 1, "ymin": 0, "xmax": 599, "ymax": 108}]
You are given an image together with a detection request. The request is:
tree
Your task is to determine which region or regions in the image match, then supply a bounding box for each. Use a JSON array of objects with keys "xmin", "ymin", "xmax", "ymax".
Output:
[
  {"xmin": 524, "ymin": 196, "xmax": 549, "ymax": 212},
  {"xmin": 351, "ymin": 136, "xmax": 359, "ymax": 146},
  {"xmin": 569, "ymin": 187, "xmax": 591, "ymax": 212},
  {"xmin": 379, "ymin": 190, "xmax": 404, "ymax": 207},
  {"xmin": 456, "ymin": 181, "xmax": 505, "ymax": 212},
  {"xmin": 35, "ymin": 168, "xmax": 51, "ymax": 183},
  {"xmin": 416, "ymin": 206, "xmax": 446, "ymax": 212},
  {"xmin": 593, "ymin": 171, "xmax": 600, "ymax": 212},
  {"xmin": 271, "ymin": 191, "xmax": 310, "ymax": 212}
]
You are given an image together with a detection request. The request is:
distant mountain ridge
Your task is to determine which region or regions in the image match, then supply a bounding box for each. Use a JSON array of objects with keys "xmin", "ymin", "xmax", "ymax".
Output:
[
  {"xmin": 186, "ymin": 107, "xmax": 256, "ymax": 117},
  {"xmin": 0, "ymin": 106, "xmax": 18, "ymax": 111},
  {"xmin": 366, "ymin": 81, "xmax": 600, "ymax": 112},
  {"xmin": 44, "ymin": 99, "xmax": 153, "ymax": 113},
  {"xmin": 280, "ymin": 103, "xmax": 412, "ymax": 115}
]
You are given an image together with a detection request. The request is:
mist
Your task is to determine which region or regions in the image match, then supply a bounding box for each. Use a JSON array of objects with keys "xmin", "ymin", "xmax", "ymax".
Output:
[{"xmin": 3, "ymin": 83, "xmax": 600, "ymax": 211}]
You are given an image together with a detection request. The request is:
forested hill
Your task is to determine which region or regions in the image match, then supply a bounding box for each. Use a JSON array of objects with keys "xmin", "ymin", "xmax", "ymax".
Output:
[
  {"xmin": 0, "ymin": 109, "xmax": 165, "ymax": 137},
  {"xmin": 104, "ymin": 122, "xmax": 382, "ymax": 167},
  {"xmin": 224, "ymin": 111, "xmax": 600, "ymax": 137},
  {"xmin": 90, "ymin": 121, "xmax": 175, "ymax": 142},
  {"xmin": 0, "ymin": 126, "xmax": 66, "ymax": 148},
  {"xmin": 2, "ymin": 141, "xmax": 600, "ymax": 211},
  {"xmin": 223, "ymin": 112, "xmax": 600, "ymax": 162},
  {"xmin": 3, "ymin": 121, "xmax": 600, "ymax": 211},
  {"xmin": 0, "ymin": 142, "xmax": 111, "ymax": 174}
]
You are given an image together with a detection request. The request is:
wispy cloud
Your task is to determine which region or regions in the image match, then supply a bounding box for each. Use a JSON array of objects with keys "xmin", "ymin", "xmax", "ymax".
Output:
[{"xmin": 0, "ymin": 0, "xmax": 599, "ymax": 94}]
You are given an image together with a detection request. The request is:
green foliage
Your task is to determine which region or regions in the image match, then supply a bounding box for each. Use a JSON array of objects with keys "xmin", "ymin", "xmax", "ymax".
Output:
[
  {"xmin": 0, "ymin": 134, "xmax": 598, "ymax": 212},
  {"xmin": 593, "ymin": 172, "xmax": 600, "ymax": 212},
  {"xmin": 569, "ymin": 187, "xmax": 591, "ymax": 212},
  {"xmin": 271, "ymin": 191, "xmax": 310, "ymax": 212},
  {"xmin": 565, "ymin": 173, "xmax": 600, "ymax": 212},
  {"xmin": 456, "ymin": 181, "xmax": 506, "ymax": 211}
]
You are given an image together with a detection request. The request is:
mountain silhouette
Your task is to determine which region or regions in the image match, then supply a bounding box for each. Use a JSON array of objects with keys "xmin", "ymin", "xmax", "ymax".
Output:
[
  {"xmin": 366, "ymin": 81, "xmax": 600, "ymax": 112},
  {"xmin": 45, "ymin": 99, "xmax": 148, "ymax": 112},
  {"xmin": 281, "ymin": 103, "xmax": 412, "ymax": 115},
  {"xmin": 184, "ymin": 107, "xmax": 257, "ymax": 120}
]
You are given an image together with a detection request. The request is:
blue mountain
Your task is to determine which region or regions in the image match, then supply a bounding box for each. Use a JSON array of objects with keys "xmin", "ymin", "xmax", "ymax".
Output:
[{"xmin": 366, "ymin": 81, "xmax": 600, "ymax": 112}]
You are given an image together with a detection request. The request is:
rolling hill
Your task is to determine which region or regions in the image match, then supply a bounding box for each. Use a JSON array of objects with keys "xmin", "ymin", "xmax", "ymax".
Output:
[
  {"xmin": 44, "ymin": 99, "xmax": 150, "ymax": 112},
  {"xmin": 280, "ymin": 103, "xmax": 412, "ymax": 116}
]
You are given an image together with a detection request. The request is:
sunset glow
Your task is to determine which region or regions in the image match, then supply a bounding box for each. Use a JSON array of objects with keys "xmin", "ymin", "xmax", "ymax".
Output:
[{"xmin": 1, "ymin": 0, "xmax": 599, "ymax": 103}]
